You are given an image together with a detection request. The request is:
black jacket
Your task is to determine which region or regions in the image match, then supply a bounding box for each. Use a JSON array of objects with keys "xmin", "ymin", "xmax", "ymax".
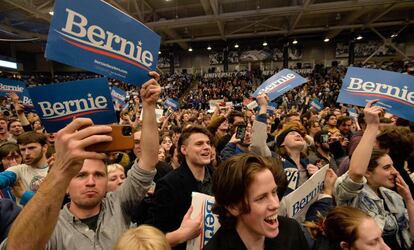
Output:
[
  {"xmin": 204, "ymin": 216, "xmax": 310, "ymax": 250},
  {"xmin": 0, "ymin": 199, "xmax": 21, "ymax": 242},
  {"xmin": 146, "ymin": 161, "xmax": 214, "ymax": 250}
]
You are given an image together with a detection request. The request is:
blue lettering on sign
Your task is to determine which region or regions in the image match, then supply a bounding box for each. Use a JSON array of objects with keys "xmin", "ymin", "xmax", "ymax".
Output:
[
  {"xmin": 203, "ymin": 200, "xmax": 216, "ymax": 246},
  {"xmin": 292, "ymin": 181, "xmax": 325, "ymax": 216}
]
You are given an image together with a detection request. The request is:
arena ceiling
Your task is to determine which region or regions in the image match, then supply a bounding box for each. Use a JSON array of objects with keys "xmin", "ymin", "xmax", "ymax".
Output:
[{"xmin": 0, "ymin": 0, "xmax": 414, "ymax": 51}]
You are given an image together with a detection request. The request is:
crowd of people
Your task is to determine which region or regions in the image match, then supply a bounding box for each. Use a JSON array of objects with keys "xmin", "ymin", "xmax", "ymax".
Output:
[{"xmin": 0, "ymin": 58, "xmax": 414, "ymax": 250}]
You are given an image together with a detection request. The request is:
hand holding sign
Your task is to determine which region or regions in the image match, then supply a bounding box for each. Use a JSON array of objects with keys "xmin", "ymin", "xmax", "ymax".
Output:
[
  {"xmin": 256, "ymin": 93, "xmax": 269, "ymax": 107},
  {"xmin": 140, "ymin": 71, "xmax": 161, "ymax": 106},
  {"xmin": 364, "ymin": 100, "xmax": 383, "ymax": 126},
  {"xmin": 178, "ymin": 206, "xmax": 203, "ymax": 243}
]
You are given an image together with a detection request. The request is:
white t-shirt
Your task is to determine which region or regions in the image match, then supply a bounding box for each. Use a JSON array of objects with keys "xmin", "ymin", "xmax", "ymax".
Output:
[{"xmin": 7, "ymin": 164, "xmax": 49, "ymax": 192}]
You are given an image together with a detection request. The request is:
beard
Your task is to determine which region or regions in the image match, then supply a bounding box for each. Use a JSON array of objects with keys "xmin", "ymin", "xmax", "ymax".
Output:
[{"xmin": 25, "ymin": 151, "xmax": 44, "ymax": 166}]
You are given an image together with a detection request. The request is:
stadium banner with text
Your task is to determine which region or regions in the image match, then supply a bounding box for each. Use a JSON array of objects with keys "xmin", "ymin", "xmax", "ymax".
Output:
[
  {"xmin": 253, "ymin": 69, "xmax": 308, "ymax": 100},
  {"xmin": 28, "ymin": 78, "xmax": 116, "ymax": 132},
  {"xmin": 337, "ymin": 67, "xmax": 414, "ymax": 121},
  {"xmin": 111, "ymin": 86, "xmax": 127, "ymax": 108},
  {"xmin": 0, "ymin": 78, "xmax": 34, "ymax": 109},
  {"xmin": 164, "ymin": 98, "xmax": 179, "ymax": 111},
  {"xmin": 45, "ymin": 0, "xmax": 160, "ymax": 85},
  {"xmin": 186, "ymin": 192, "xmax": 220, "ymax": 250},
  {"xmin": 283, "ymin": 165, "xmax": 329, "ymax": 222}
]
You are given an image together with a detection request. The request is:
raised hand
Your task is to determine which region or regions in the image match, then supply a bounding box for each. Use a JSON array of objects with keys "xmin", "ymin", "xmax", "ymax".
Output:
[
  {"xmin": 363, "ymin": 100, "xmax": 383, "ymax": 126},
  {"xmin": 140, "ymin": 71, "xmax": 161, "ymax": 106}
]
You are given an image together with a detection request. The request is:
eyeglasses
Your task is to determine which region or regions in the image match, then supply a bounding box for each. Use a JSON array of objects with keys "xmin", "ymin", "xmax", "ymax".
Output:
[{"xmin": 3, "ymin": 155, "xmax": 22, "ymax": 161}]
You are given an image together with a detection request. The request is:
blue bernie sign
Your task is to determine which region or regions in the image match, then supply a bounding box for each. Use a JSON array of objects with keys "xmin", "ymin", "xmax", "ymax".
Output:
[
  {"xmin": 0, "ymin": 78, "xmax": 34, "ymax": 110},
  {"xmin": 111, "ymin": 86, "xmax": 127, "ymax": 108},
  {"xmin": 28, "ymin": 78, "xmax": 117, "ymax": 132},
  {"xmin": 253, "ymin": 69, "xmax": 308, "ymax": 101},
  {"xmin": 337, "ymin": 67, "xmax": 414, "ymax": 122},
  {"xmin": 310, "ymin": 98, "xmax": 323, "ymax": 112},
  {"xmin": 45, "ymin": 0, "xmax": 160, "ymax": 85},
  {"xmin": 164, "ymin": 98, "xmax": 179, "ymax": 111}
]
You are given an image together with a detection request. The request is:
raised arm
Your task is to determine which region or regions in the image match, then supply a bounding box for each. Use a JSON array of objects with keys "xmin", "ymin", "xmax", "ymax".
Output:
[
  {"xmin": 6, "ymin": 119, "xmax": 112, "ymax": 249},
  {"xmin": 250, "ymin": 94, "xmax": 272, "ymax": 157},
  {"xmin": 9, "ymin": 93, "xmax": 30, "ymax": 126},
  {"xmin": 137, "ymin": 71, "xmax": 161, "ymax": 171},
  {"xmin": 348, "ymin": 100, "xmax": 383, "ymax": 183}
]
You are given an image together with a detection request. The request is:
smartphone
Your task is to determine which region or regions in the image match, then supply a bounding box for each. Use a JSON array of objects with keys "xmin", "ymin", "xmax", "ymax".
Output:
[
  {"xmin": 321, "ymin": 134, "xmax": 329, "ymax": 144},
  {"xmin": 236, "ymin": 125, "xmax": 246, "ymax": 140},
  {"xmin": 86, "ymin": 125, "xmax": 134, "ymax": 152}
]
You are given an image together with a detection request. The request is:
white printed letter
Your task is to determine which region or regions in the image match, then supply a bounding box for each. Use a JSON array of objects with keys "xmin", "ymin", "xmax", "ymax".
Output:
[{"xmin": 62, "ymin": 8, "xmax": 88, "ymax": 38}]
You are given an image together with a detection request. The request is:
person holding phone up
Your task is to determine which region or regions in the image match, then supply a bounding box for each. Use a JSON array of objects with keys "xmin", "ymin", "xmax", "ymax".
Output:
[{"xmin": 2, "ymin": 72, "xmax": 161, "ymax": 250}]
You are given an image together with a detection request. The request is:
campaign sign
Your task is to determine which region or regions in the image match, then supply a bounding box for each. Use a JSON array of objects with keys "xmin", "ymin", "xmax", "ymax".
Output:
[
  {"xmin": 310, "ymin": 98, "xmax": 323, "ymax": 112},
  {"xmin": 187, "ymin": 192, "xmax": 220, "ymax": 250},
  {"xmin": 28, "ymin": 78, "xmax": 117, "ymax": 132},
  {"xmin": 348, "ymin": 108, "xmax": 358, "ymax": 118},
  {"xmin": 283, "ymin": 165, "xmax": 329, "ymax": 222},
  {"xmin": 45, "ymin": 0, "xmax": 160, "ymax": 85},
  {"xmin": 337, "ymin": 67, "xmax": 414, "ymax": 121},
  {"xmin": 164, "ymin": 98, "xmax": 179, "ymax": 111},
  {"xmin": 253, "ymin": 69, "xmax": 308, "ymax": 100},
  {"xmin": 0, "ymin": 78, "xmax": 34, "ymax": 109},
  {"xmin": 111, "ymin": 86, "xmax": 127, "ymax": 108}
]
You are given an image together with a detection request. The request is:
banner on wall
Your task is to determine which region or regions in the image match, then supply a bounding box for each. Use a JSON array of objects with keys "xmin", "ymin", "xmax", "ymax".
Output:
[
  {"xmin": 28, "ymin": 78, "xmax": 116, "ymax": 132},
  {"xmin": 337, "ymin": 67, "xmax": 414, "ymax": 121},
  {"xmin": 0, "ymin": 78, "xmax": 33, "ymax": 109},
  {"xmin": 45, "ymin": 0, "xmax": 160, "ymax": 85},
  {"xmin": 253, "ymin": 69, "xmax": 308, "ymax": 100}
]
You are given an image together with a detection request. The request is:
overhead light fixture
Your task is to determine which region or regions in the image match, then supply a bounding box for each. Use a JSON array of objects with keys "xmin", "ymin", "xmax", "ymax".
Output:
[
  {"xmin": 262, "ymin": 41, "xmax": 268, "ymax": 46},
  {"xmin": 356, "ymin": 35, "xmax": 363, "ymax": 40},
  {"xmin": 158, "ymin": 51, "xmax": 162, "ymax": 55},
  {"xmin": 188, "ymin": 47, "xmax": 193, "ymax": 52},
  {"xmin": 49, "ymin": 11, "xmax": 54, "ymax": 15},
  {"xmin": 391, "ymin": 33, "xmax": 398, "ymax": 38},
  {"xmin": 324, "ymin": 38, "xmax": 330, "ymax": 42},
  {"xmin": 207, "ymin": 45, "xmax": 212, "ymax": 50},
  {"xmin": 292, "ymin": 39, "xmax": 298, "ymax": 45},
  {"xmin": 234, "ymin": 43, "xmax": 239, "ymax": 48}
]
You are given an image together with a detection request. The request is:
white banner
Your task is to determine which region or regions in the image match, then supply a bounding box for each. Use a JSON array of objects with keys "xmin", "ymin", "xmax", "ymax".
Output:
[
  {"xmin": 186, "ymin": 192, "xmax": 220, "ymax": 250},
  {"xmin": 283, "ymin": 165, "xmax": 329, "ymax": 222}
]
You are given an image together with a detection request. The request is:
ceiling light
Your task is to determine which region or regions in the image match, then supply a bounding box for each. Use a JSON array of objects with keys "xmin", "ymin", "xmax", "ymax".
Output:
[
  {"xmin": 234, "ymin": 43, "xmax": 239, "ymax": 48},
  {"xmin": 207, "ymin": 46, "xmax": 212, "ymax": 50},
  {"xmin": 391, "ymin": 33, "xmax": 398, "ymax": 38},
  {"xmin": 188, "ymin": 47, "xmax": 193, "ymax": 52},
  {"xmin": 262, "ymin": 41, "xmax": 268, "ymax": 46},
  {"xmin": 49, "ymin": 11, "xmax": 54, "ymax": 16},
  {"xmin": 158, "ymin": 51, "xmax": 162, "ymax": 55},
  {"xmin": 356, "ymin": 35, "xmax": 363, "ymax": 40},
  {"xmin": 324, "ymin": 38, "xmax": 330, "ymax": 42},
  {"xmin": 292, "ymin": 39, "xmax": 298, "ymax": 45}
]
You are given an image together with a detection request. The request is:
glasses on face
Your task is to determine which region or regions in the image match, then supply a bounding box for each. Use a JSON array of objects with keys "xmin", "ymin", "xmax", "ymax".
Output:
[{"xmin": 3, "ymin": 155, "xmax": 22, "ymax": 161}]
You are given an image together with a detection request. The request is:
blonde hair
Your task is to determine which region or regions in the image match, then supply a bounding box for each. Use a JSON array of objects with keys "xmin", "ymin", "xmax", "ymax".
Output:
[
  {"xmin": 115, "ymin": 225, "xmax": 171, "ymax": 250},
  {"xmin": 107, "ymin": 163, "xmax": 124, "ymax": 174}
]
